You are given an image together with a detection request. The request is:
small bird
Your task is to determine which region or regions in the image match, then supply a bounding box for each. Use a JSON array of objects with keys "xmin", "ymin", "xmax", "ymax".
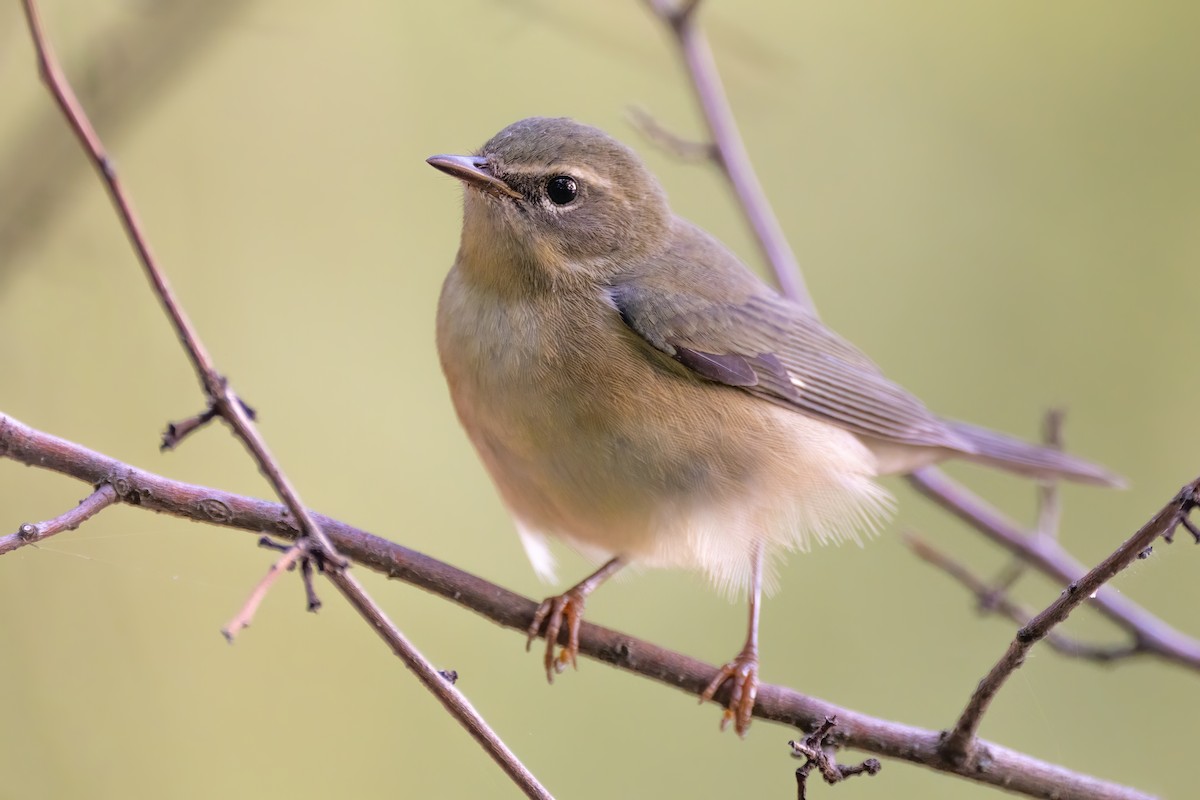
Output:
[{"xmin": 428, "ymin": 117, "xmax": 1121, "ymax": 736}]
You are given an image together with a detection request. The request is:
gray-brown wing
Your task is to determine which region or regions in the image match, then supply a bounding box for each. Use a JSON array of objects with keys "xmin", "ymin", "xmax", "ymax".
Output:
[{"xmin": 608, "ymin": 278, "xmax": 970, "ymax": 451}]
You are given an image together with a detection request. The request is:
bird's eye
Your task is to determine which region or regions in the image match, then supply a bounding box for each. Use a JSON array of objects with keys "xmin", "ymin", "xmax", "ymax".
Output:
[{"xmin": 545, "ymin": 175, "xmax": 578, "ymax": 205}]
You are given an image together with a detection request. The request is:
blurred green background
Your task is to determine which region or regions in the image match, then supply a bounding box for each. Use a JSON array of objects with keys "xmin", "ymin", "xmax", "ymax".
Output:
[{"xmin": 1, "ymin": 1, "xmax": 1196, "ymax": 798}]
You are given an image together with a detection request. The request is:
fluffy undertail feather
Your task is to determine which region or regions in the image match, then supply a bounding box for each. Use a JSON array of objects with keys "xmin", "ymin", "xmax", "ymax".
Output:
[{"xmin": 947, "ymin": 420, "xmax": 1125, "ymax": 488}]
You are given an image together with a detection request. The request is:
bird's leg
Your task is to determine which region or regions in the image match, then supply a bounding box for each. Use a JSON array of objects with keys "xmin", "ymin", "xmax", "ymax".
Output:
[
  {"xmin": 526, "ymin": 556, "xmax": 624, "ymax": 682},
  {"xmin": 701, "ymin": 542, "xmax": 763, "ymax": 736}
]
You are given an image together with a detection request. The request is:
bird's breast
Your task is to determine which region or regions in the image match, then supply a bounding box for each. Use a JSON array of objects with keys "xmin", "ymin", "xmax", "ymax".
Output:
[
  {"xmin": 437, "ymin": 268, "xmax": 744, "ymax": 522},
  {"xmin": 434, "ymin": 265, "xmax": 890, "ymax": 575}
]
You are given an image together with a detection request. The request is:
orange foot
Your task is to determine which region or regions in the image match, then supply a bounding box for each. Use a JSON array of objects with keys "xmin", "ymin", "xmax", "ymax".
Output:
[
  {"xmin": 526, "ymin": 589, "xmax": 587, "ymax": 682},
  {"xmin": 700, "ymin": 645, "xmax": 759, "ymax": 737}
]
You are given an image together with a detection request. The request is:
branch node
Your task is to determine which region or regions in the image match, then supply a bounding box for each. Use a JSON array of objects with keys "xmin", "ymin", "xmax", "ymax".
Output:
[
  {"xmin": 790, "ymin": 717, "xmax": 881, "ymax": 799},
  {"xmin": 1163, "ymin": 481, "xmax": 1200, "ymax": 544},
  {"xmin": 257, "ymin": 535, "xmax": 292, "ymax": 553},
  {"xmin": 161, "ymin": 405, "xmax": 219, "ymax": 451},
  {"xmin": 647, "ymin": 0, "xmax": 701, "ymax": 30},
  {"xmin": 1, "ymin": 484, "xmax": 120, "ymax": 556},
  {"xmin": 300, "ymin": 553, "xmax": 322, "ymax": 612}
]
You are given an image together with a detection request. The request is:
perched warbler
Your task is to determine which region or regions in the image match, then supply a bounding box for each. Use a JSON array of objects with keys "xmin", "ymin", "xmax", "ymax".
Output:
[{"xmin": 428, "ymin": 117, "xmax": 1120, "ymax": 735}]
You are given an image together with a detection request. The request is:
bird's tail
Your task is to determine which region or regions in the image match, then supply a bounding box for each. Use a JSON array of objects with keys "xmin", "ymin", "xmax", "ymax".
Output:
[{"xmin": 946, "ymin": 420, "xmax": 1125, "ymax": 488}]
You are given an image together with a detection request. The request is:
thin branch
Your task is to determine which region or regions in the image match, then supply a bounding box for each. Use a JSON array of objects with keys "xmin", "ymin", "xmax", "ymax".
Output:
[
  {"xmin": 160, "ymin": 404, "xmax": 220, "ymax": 451},
  {"xmin": 0, "ymin": 1, "xmax": 242, "ymax": 277},
  {"xmin": 640, "ymin": 0, "xmax": 1200, "ymax": 680},
  {"xmin": 644, "ymin": 0, "xmax": 814, "ymax": 311},
  {"xmin": 222, "ymin": 544, "xmax": 307, "ymax": 642},
  {"xmin": 634, "ymin": 0, "xmax": 1190, "ymax": 679},
  {"xmin": 18, "ymin": 6, "xmax": 553, "ymax": 798},
  {"xmin": 322, "ymin": 566, "xmax": 551, "ymax": 798},
  {"xmin": 904, "ymin": 412, "xmax": 1143, "ymax": 663},
  {"xmin": 0, "ymin": 484, "xmax": 119, "ymax": 556},
  {"xmin": 982, "ymin": 411, "xmax": 1068, "ymax": 598},
  {"xmin": 902, "ymin": 531, "xmax": 1143, "ymax": 663},
  {"xmin": 19, "ymin": 0, "xmax": 341, "ymax": 567},
  {"xmin": 1036, "ymin": 409, "xmax": 1066, "ymax": 540},
  {"xmin": 0, "ymin": 410, "xmax": 1168, "ymax": 800},
  {"xmin": 626, "ymin": 106, "xmax": 716, "ymax": 162},
  {"xmin": 909, "ymin": 466, "xmax": 1200, "ymax": 670},
  {"xmin": 940, "ymin": 477, "xmax": 1200, "ymax": 763}
]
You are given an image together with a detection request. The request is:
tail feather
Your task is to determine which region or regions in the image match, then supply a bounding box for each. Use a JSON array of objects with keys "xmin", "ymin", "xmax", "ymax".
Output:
[{"xmin": 946, "ymin": 420, "xmax": 1125, "ymax": 488}]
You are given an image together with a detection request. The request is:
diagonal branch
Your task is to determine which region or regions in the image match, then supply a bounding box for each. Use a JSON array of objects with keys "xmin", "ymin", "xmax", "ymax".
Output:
[
  {"xmin": 909, "ymin": 467, "xmax": 1200, "ymax": 671},
  {"xmin": 640, "ymin": 0, "xmax": 1200, "ymax": 674},
  {"xmin": 902, "ymin": 531, "xmax": 1143, "ymax": 663},
  {"xmin": 643, "ymin": 0, "xmax": 814, "ymax": 311},
  {"xmin": 222, "ymin": 543, "xmax": 308, "ymax": 641},
  {"xmin": 18, "ymin": 0, "xmax": 340, "ymax": 568},
  {"xmin": 0, "ymin": 409, "xmax": 1168, "ymax": 800},
  {"xmin": 0, "ymin": 1, "xmax": 243, "ymax": 280},
  {"xmin": 939, "ymin": 477, "xmax": 1200, "ymax": 762},
  {"xmin": 17, "ymin": 5, "xmax": 552, "ymax": 798}
]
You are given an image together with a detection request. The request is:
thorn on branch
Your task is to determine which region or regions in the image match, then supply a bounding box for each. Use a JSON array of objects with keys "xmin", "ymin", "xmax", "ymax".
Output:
[
  {"xmin": 161, "ymin": 396, "xmax": 257, "ymax": 452},
  {"xmin": 1163, "ymin": 482, "xmax": 1200, "ymax": 544},
  {"xmin": 235, "ymin": 396, "xmax": 258, "ymax": 421},
  {"xmin": 254, "ymin": 536, "xmax": 323, "ymax": 612},
  {"xmin": 161, "ymin": 405, "xmax": 218, "ymax": 451},
  {"xmin": 257, "ymin": 535, "xmax": 292, "ymax": 553},
  {"xmin": 300, "ymin": 553, "xmax": 322, "ymax": 612},
  {"xmin": 790, "ymin": 717, "xmax": 881, "ymax": 799},
  {"xmin": 439, "ymin": 669, "xmax": 459, "ymax": 685}
]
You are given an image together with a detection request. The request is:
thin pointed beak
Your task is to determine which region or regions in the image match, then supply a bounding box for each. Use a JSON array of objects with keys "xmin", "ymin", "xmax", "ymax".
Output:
[{"xmin": 426, "ymin": 154, "xmax": 522, "ymax": 200}]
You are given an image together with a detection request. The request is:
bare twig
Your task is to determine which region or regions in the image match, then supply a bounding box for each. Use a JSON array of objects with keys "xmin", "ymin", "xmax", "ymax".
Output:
[
  {"xmin": 19, "ymin": 0, "xmax": 341, "ymax": 567},
  {"xmin": 635, "ymin": 0, "xmax": 1188, "ymax": 671},
  {"xmin": 18, "ymin": 6, "xmax": 553, "ymax": 798},
  {"xmin": 902, "ymin": 531, "xmax": 1143, "ymax": 663},
  {"xmin": 0, "ymin": 410, "xmax": 1168, "ymax": 800},
  {"xmin": 0, "ymin": 484, "xmax": 119, "ymax": 556},
  {"xmin": 626, "ymin": 106, "xmax": 716, "ymax": 162},
  {"xmin": 643, "ymin": 0, "xmax": 814, "ymax": 311},
  {"xmin": 939, "ymin": 477, "xmax": 1200, "ymax": 763},
  {"xmin": 909, "ymin": 467, "xmax": 1200, "ymax": 670},
  {"xmin": 222, "ymin": 544, "xmax": 307, "ymax": 642},
  {"xmin": 160, "ymin": 405, "xmax": 220, "ymax": 450},
  {"xmin": 0, "ymin": 2, "xmax": 242, "ymax": 277},
  {"xmin": 638, "ymin": 5, "xmax": 1191, "ymax": 796},
  {"xmin": 904, "ymin": 412, "xmax": 1144, "ymax": 663},
  {"xmin": 322, "ymin": 566, "xmax": 551, "ymax": 798},
  {"xmin": 981, "ymin": 410, "xmax": 1067, "ymax": 601},
  {"xmin": 789, "ymin": 717, "xmax": 882, "ymax": 799},
  {"xmin": 1036, "ymin": 410, "xmax": 1066, "ymax": 540}
]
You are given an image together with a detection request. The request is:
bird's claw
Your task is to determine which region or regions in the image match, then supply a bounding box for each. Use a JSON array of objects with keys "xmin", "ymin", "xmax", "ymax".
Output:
[
  {"xmin": 526, "ymin": 590, "xmax": 586, "ymax": 683},
  {"xmin": 700, "ymin": 647, "xmax": 759, "ymax": 737}
]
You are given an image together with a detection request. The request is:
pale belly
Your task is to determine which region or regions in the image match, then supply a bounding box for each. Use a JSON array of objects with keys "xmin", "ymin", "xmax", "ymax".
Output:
[{"xmin": 436, "ymin": 272, "xmax": 892, "ymax": 592}]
